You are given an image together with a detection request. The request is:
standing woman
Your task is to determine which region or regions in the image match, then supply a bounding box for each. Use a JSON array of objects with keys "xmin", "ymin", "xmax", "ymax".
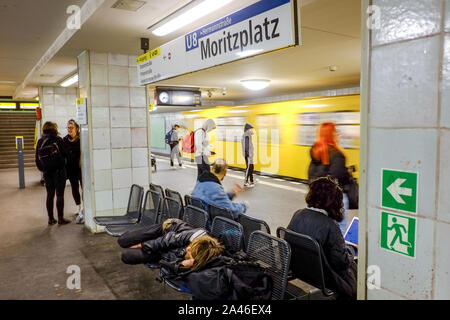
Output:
[
  {"xmin": 242, "ymin": 123, "xmax": 255, "ymax": 187},
  {"xmin": 308, "ymin": 122, "xmax": 351, "ymax": 234},
  {"xmin": 63, "ymin": 119, "xmax": 83, "ymax": 223},
  {"xmin": 36, "ymin": 121, "xmax": 70, "ymax": 225}
]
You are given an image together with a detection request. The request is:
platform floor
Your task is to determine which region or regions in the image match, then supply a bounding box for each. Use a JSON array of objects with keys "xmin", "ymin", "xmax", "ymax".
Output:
[{"xmin": 0, "ymin": 157, "xmax": 357, "ymax": 300}]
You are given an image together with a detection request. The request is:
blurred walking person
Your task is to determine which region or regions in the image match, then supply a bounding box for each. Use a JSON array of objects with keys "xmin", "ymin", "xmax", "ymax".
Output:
[
  {"xmin": 63, "ymin": 119, "xmax": 83, "ymax": 224},
  {"xmin": 36, "ymin": 122, "xmax": 70, "ymax": 225},
  {"xmin": 194, "ymin": 119, "xmax": 216, "ymax": 180},
  {"xmin": 169, "ymin": 124, "xmax": 183, "ymax": 168},
  {"xmin": 308, "ymin": 122, "xmax": 351, "ymax": 234},
  {"xmin": 242, "ymin": 123, "xmax": 255, "ymax": 187}
]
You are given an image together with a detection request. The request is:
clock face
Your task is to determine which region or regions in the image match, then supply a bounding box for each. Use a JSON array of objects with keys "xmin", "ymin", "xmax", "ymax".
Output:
[{"xmin": 159, "ymin": 91, "xmax": 169, "ymax": 104}]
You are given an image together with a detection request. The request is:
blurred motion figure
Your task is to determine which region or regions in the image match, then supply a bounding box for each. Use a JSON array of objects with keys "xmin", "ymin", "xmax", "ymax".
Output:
[{"xmin": 308, "ymin": 122, "xmax": 352, "ymax": 234}]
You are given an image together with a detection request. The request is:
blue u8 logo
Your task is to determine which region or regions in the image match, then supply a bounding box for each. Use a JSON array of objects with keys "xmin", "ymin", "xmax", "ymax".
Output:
[{"xmin": 185, "ymin": 32, "xmax": 199, "ymax": 51}]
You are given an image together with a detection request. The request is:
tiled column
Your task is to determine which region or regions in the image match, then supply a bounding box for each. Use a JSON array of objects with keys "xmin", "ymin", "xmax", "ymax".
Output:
[
  {"xmin": 77, "ymin": 51, "xmax": 150, "ymax": 233},
  {"xmin": 363, "ymin": 0, "xmax": 450, "ymax": 299}
]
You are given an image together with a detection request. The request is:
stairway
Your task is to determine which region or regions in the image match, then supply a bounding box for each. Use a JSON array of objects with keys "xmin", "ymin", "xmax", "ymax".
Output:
[{"xmin": 0, "ymin": 111, "xmax": 37, "ymax": 169}]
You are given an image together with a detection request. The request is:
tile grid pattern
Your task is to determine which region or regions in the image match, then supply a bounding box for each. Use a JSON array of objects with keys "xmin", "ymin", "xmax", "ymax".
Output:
[
  {"xmin": 87, "ymin": 52, "xmax": 149, "ymax": 218},
  {"xmin": 367, "ymin": 0, "xmax": 450, "ymax": 299},
  {"xmin": 41, "ymin": 86, "xmax": 78, "ymax": 138}
]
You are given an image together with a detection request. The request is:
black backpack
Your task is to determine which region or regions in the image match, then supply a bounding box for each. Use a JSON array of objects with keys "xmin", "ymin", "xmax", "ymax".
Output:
[
  {"xmin": 38, "ymin": 138, "xmax": 64, "ymax": 172},
  {"xmin": 226, "ymin": 260, "xmax": 273, "ymax": 300}
]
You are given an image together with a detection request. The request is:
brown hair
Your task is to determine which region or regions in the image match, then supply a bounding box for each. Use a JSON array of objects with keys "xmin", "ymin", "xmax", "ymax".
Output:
[
  {"xmin": 306, "ymin": 176, "xmax": 344, "ymax": 222},
  {"xmin": 67, "ymin": 119, "xmax": 80, "ymax": 140},
  {"xmin": 42, "ymin": 121, "xmax": 58, "ymax": 135},
  {"xmin": 189, "ymin": 235, "xmax": 224, "ymax": 271},
  {"xmin": 211, "ymin": 158, "xmax": 228, "ymax": 175},
  {"xmin": 162, "ymin": 218, "xmax": 183, "ymax": 233}
]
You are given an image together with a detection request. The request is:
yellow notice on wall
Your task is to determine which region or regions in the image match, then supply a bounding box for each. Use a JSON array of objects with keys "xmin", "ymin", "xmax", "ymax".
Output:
[
  {"xmin": 137, "ymin": 47, "xmax": 161, "ymax": 65},
  {"xmin": 15, "ymin": 136, "xmax": 24, "ymax": 150}
]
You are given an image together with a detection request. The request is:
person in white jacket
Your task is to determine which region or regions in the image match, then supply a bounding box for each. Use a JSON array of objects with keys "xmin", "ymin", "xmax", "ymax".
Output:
[{"xmin": 194, "ymin": 119, "xmax": 216, "ymax": 180}]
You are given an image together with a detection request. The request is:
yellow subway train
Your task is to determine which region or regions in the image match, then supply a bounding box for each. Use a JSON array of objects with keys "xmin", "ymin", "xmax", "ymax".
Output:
[{"xmin": 163, "ymin": 94, "xmax": 360, "ymax": 181}]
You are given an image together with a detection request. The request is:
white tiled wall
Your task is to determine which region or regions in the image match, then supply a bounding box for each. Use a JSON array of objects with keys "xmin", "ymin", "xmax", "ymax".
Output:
[
  {"xmin": 41, "ymin": 86, "xmax": 77, "ymax": 138},
  {"xmin": 81, "ymin": 51, "xmax": 150, "ymax": 226},
  {"xmin": 372, "ymin": 0, "xmax": 442, "ymax": 46},
  {"xmin": 367, "ymin": 1, "xmax": 450, "ymax": 299}
]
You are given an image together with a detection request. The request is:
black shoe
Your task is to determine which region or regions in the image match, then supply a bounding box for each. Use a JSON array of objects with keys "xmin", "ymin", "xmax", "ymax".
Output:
[
  {"xmin": 48, "ymin": 218, "xmax": 57, "ymax": 225},
  {"xmin": 58, "ymin": 218, "xmax": 71, "ymax": 225}
]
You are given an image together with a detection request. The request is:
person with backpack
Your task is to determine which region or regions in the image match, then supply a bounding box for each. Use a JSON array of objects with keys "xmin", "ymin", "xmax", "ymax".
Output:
[
  {"xmin": 308, "ymin": 122, "xmax": 352, "ymax": 235},
  {"xmin": 63, "ymin": 119, "xmax": 83, "ymax": 224},
  {"xmin": 168, "ymin": 124, "xmax": 183, "ymax": 168},
  {"xmin": 242, "ymin": 123, "xmax": 255, "ymax": 187},
  {"xmin": 35, "ymin": 121, "xmax": 70, "ymax": 225},
  {"xmin": 194, "ymin": 119, "xmax": 216, "ymax": 180}
]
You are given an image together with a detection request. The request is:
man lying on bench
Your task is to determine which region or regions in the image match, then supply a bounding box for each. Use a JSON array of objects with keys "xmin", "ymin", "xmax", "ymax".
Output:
[{"xmin": 118, "ymin": 218, "xmax": 224, "ymax": 271}]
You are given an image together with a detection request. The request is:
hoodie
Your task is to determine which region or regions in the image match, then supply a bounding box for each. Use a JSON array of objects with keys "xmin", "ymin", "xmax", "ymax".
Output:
[
  {"xmin": 194, "ymin": 119, "xmax": 216, "ymax": 158},
  {"xmin": 241, "ymin": 123, "xmax": 254, "ymax": 163}
]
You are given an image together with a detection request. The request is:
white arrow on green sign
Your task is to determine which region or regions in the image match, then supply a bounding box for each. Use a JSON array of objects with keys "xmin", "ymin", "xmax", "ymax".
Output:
[{"xmin": 381, "ymin": 169, "xmax": 418, "ymax": 214}]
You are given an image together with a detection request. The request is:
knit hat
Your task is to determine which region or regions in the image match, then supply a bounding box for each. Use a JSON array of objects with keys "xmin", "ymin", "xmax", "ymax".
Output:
[{"xmin": 244, "ymin": 123, "xmax": 254, "ymax": 131}]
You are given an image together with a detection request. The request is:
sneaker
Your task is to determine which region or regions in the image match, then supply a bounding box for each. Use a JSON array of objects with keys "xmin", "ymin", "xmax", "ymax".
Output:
[
  {"xmin": 248, "ymin": 182, "xmax": 255, "ymax": 188},
  {"xmin": 48, "ymin": 218, "xmax": 57, "ymax": 225},
  {"xmin": 244, "ymin": 183, "xmax": 249, "ymax": 187},
  {"xmin": 76, "ymin": 211, "xmax": 84, "ymax": 224}
]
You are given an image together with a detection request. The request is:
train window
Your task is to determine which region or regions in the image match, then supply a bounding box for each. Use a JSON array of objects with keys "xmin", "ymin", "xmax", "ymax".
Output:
[
  {"xmin": 294, "ymin": 111, "xmax": 360, "ymax": 148},
  {"xmin": 216, "ymin": 116, "xmax": 245, "ymax": 142},
  {"xmin": 255, "ymin": 115, "xmax": 281, "ymax": 144}
]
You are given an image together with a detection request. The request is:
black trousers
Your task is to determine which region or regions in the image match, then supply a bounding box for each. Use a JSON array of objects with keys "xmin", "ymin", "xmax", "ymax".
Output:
[
  {"xmin": 44, "ymin": 169, "xmax": 66, "ymax": 220},
  {"xmin": 195, "ymin": 156, "xmax": 210, "ymax": 181},
  {"xmin": 118, "ymin": 224, "xmax": 163, "ymax": 265},
  {"xmin": 68, "ymin": 168, "xmax": 82, "ymax": 205},
  {"xmin": 245, "ymin": 157, "xmax": 254, "ymax": 183}
]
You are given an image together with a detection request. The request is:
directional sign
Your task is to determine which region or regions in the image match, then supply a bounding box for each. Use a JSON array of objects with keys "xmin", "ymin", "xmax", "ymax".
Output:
[
  {"xmin": 382, "ymin": 169, "xmax": 418, "ymax": 214},
  {"xmin": 380, "ymin": 211, "xmax": 416, "ymax": 258}
]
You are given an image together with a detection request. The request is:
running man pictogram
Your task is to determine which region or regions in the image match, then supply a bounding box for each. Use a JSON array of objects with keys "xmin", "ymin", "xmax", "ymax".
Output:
[
  {"xmin": 380, "ymin": 211, "xmax": 416, "ymax": 258},
  {"xmin": 388, "ymin": 217, "xmax": 412, "ymax": 249}
]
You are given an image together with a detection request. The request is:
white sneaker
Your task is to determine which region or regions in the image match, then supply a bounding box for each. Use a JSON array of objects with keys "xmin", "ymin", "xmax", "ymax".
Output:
[{"xmin": 76, "ymin": 211, "xmax": 84, "ymax": 224}]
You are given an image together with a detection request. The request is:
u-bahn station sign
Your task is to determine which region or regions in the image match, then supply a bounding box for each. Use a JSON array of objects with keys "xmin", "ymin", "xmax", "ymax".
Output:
[{"xmin": 137, "ymin": 0, "xmax": 301, "ymax": 86}]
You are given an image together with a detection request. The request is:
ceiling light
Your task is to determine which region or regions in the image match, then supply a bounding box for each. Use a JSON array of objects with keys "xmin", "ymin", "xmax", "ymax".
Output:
[
  {"xmin": 240, "ymin": 79, "xmax": 270, "ymax": 91},
  {"xmin": 111, "ymin": 0, "xmax": 146, "ymax": 12},
  {"xmin": 60, "ymin": 74, "xmax": 78, "ymax": 87},
  {"xmin": 236, "ymin": 49, "xmax": 263, "ymax": 58},
  {"xmin": 151, "ymin": 0, "xmax": 234, "ymax": 37}
]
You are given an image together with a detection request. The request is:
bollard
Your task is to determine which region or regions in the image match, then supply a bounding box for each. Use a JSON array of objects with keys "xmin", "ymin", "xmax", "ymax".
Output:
[{"xmin": 16, "ymin": 136, "xmax": 25, "ymax": 189}]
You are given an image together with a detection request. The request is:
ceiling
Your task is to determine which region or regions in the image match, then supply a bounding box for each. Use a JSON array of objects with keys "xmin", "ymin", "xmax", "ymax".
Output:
[{"xmin": 0, "ymin": 0, "xmax": 361, "ymax": 102}]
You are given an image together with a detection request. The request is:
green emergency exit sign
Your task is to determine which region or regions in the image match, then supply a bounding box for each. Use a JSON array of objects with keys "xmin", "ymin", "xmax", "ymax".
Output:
[
  {"xmin": 380, "ymin": 211, "xmax": 416, "ymax": 258},
  {"xmin": 381, "ymin": 169, "xmax": 418, "ymax": 214}
]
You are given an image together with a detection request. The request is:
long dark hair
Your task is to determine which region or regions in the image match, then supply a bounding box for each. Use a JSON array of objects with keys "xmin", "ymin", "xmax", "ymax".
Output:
[{"xmin": 305, "ymin": 176, "xmax": 344, "ymax": 222}]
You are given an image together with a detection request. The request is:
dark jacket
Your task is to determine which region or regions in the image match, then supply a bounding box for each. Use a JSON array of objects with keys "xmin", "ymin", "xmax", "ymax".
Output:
[
  {"xmin": 161, "ymin": 254, "xmax": 273, "ymax": 300},
  {"xmin": 141, "ymin": 220, "xmax": 206, "ymax": 262},
  {"xmin": 288, "ymin": 208, "xmax": 356, "ymax": 299},
  {"xmin": 308, "ymin": 145, "xmax": 350, "ymax": 187},
  {"xmin": 35, "ymin": 133, "xmax": 67, "ymax": 173},
  {"xmin": 63, "ymin": 135, "xmax": 81, "ymax": 176}
]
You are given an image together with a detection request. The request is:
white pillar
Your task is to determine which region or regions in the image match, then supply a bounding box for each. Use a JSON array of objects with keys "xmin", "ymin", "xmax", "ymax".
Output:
[
  {"xmin": 362, "ymin": 0, "xmax": 450, "ymax": 299},
  {"xmin": 77, "ymin": 51, "xmax": 151, "ymax": 233}
]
